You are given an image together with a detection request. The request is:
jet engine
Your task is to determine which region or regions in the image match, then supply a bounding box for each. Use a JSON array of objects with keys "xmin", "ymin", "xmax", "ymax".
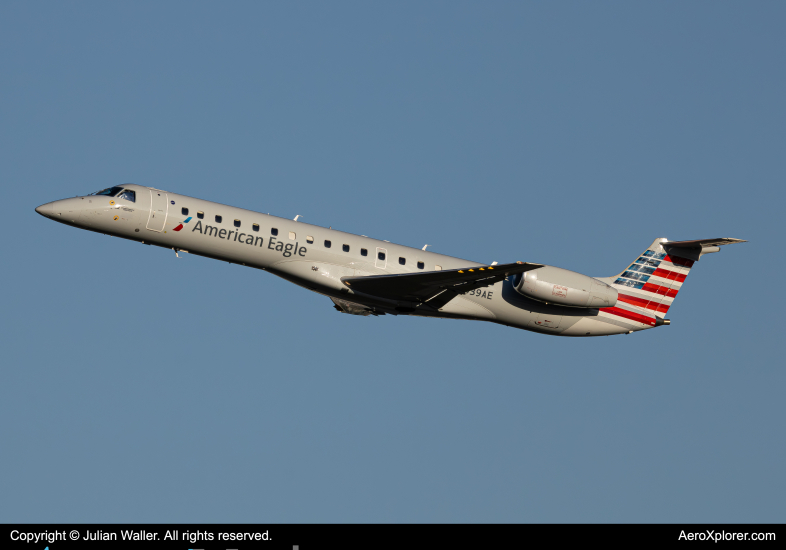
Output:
[{"xmin": 512, "ymin": 266, "xmax": 617, "ymax": 308}]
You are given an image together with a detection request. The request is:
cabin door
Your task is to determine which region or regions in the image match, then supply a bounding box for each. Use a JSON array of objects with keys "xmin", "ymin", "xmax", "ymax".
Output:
[{"xmin": 146, "ymin": 190, "xmax": 169, "ymax": 232}]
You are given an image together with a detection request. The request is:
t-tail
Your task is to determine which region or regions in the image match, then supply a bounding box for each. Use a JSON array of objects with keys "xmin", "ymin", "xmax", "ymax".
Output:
[{"xmin": 599, "ymin": 237, "xmax": 746, "ymax": 329}]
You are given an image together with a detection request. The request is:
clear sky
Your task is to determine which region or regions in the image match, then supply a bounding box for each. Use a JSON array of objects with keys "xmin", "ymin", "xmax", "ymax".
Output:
[{"xmin": 1, "ymin": 1, "xmax": 783, "ymax": 522}]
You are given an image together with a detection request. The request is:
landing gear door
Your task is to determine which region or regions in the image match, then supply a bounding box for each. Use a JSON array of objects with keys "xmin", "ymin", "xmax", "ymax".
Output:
[{"xmin": 146, "ymin": 190, "xmax": 168, "ymax": 232}]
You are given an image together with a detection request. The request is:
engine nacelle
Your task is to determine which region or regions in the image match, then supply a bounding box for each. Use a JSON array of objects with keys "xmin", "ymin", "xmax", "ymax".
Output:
[{"xmin": 513, "ymin": 266, "xmax": 617, "ymax": 308}]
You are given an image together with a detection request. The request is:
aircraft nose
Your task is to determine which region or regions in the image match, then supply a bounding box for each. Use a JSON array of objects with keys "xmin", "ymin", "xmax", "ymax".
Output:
[{"xmin": 35, "ymin": 202, "xmax": 54, "ymax": 217}]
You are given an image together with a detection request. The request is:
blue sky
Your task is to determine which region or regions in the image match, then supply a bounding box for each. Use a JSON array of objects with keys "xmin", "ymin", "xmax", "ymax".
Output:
[{"xmin": 1, "ymin": 1, "xmax": 783, "ymax": 522}]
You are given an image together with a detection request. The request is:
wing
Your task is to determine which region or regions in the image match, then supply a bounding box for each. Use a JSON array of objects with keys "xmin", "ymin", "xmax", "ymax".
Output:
[{"xmin": 341, "ymin": 261, "xmax": 543, "ymax": 310}]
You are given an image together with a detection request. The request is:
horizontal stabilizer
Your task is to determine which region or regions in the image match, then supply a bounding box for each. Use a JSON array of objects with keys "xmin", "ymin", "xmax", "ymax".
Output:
[
  {"xmin": 342, "ymin": 261, "xmax": 542, "ymax": 310},
  {"xmin": 663, "ymin": 237, "xmax": 746, "ymax": 262},
  {"xmin": 662, "ymin": 238, "xmax": 746, "ymax": 248}
]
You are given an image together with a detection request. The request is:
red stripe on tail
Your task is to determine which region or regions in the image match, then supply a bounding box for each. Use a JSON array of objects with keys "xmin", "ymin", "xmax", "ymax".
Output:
[
  {"xmin": 642, "ymin": 282, "xmax": 679, "ymax": 298},
  {"xmin": 652, "ymin": 268, "xmax": 686, "ymax": 283},
  {"xmin": 618, "ymin": 293, "xmax": 670, "ymax": 314},
  {"xmin": 663, "ymin": 255, "xmax": 694, "ymax": 268},
  {"xmin": 602, "ymin": 306, "xmax": 657, "ymax": 326}
]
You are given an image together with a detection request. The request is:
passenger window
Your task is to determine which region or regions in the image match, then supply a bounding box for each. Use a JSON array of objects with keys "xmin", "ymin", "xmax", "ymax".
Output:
[
  {"xmin": 342, "ymin": 244, "xmax": 350, "ymax": 252},
  {"xmin": 361, "ymin": 248, "xmax": 368, "ymax": 256},
  {"xmin": 234, "ymin": 219, "xmax": 241, "ymax": 228},
  {"xmin": 118, "ymin": 190, "xmax": 136, "ymax": 202},
  {"xmin": 435, "ymin": 265, "xmax": 442, "ymax": 270},
  {"xmin": 417, "ymin": 261, "xmax": 424, "ymax": 269},
  {"xmin": 324, "ymin": 240, "xmax": 332, "ymax": 248},
  {"xmin": 252, "ymin": 224, "xmax": 259, "ymax": 232},
  {"xmin": 215, "ymin": 215, "xmax": 222, "ymax": 223},
  {"xmin": 271, "ymin": 228, "xmax": 278, "ymax": 236},
  {"xmin": 399, "ymin": 257, "xmax": 406, "ymax": 265},
  {"xmin": 306, "ymin": 235, "xmax": 314, "ymax": 243},
  {"xmin": 197, "ymin": 211, "xmax": 204, "ymax": 219},
  {"xmin": 289, "ymin": 231, "xmax": 296, "ymax": 240},
  {"xmin": 378, "ymin": 251, "xmax": 386, "ymax": 261},
  {"xmin": 181, "ymin": 207, "xmax": 188, "ymax": 216}
]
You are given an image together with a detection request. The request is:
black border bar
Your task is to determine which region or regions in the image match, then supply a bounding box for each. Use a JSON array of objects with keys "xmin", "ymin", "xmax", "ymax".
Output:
[{"xmin": 3, "ymin": 524, "xmax": 782, "ymax": 549}]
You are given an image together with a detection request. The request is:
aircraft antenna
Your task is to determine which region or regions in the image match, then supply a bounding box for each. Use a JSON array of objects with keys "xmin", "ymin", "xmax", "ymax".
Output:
[{"xmin": 422, "ymin": 244, "xmax": 430, "ymax": 251}]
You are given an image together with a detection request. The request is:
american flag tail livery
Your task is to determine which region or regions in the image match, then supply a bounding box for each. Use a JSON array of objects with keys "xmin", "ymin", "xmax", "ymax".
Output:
[{"xmin": 599, "ymin": 237, "xmax": 746, "ymax": 327}]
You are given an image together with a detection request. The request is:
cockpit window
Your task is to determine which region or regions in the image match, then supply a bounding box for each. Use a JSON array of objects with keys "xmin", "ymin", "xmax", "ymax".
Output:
[
  {"xmin": 92, "ymin": 186, "xmax": 124, "ymax": 197},
  {"xmin": 117, "ymin": 189, "xmax": 136, "ymax": 202}
]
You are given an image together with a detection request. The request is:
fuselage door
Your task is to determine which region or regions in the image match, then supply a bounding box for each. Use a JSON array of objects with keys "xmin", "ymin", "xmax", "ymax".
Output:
[
  {"xmin": 375, "ymin": 247, "xmax": 387, "ymax": 270},
  {"xmin": 146, "ymin": 190, "xmax": 168, "ymax": 232}
]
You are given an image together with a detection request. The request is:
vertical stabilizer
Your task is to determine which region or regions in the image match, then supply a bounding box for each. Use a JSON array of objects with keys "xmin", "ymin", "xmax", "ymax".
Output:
[{"xmin": 604, "ymin": 237, "xmax": 745, "ymax": 319}]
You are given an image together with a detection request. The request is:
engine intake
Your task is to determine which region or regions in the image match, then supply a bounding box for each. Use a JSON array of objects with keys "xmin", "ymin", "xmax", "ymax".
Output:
[{"xmin": 513, "ymin": 266, "xmax": 617, "ymax": 308}]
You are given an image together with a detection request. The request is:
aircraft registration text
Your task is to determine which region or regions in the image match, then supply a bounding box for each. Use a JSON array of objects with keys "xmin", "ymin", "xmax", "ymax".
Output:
[{"xmin": 466, "ymin": 288, "xmax": 493, "ymax": 300}]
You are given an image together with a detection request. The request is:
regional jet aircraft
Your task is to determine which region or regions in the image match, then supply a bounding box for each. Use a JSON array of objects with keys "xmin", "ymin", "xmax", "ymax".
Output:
[{"xmin": 36, "ymin": 185, "xmax": 745, "ymax": 336}]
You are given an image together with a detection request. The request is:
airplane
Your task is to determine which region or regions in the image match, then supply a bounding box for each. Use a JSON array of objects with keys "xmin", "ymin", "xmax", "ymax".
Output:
[{"xmin": 35, "ymin": 184, "xmax": 745, "ymax": 337}]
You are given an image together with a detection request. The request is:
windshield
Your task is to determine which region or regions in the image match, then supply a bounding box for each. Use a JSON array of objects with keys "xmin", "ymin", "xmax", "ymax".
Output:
[
  {"xmin": 91, "ymin": 186, "xmax": 124, "ymax": 197},
  {"xmin": 117, "ymin": 189, "xmax": 136, "ymax": 202}
]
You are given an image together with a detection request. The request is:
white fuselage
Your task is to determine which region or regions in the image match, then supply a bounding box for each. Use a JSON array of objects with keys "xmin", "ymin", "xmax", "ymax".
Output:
[{"xmin": 36, "ymin": 184, "xmax": 642, "ymax": 337}]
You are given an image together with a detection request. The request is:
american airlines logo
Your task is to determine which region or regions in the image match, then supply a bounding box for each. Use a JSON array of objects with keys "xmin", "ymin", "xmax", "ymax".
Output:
[{"xmin": 172, "ymin": 216, "xmax": 192, "ymax": 231}]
